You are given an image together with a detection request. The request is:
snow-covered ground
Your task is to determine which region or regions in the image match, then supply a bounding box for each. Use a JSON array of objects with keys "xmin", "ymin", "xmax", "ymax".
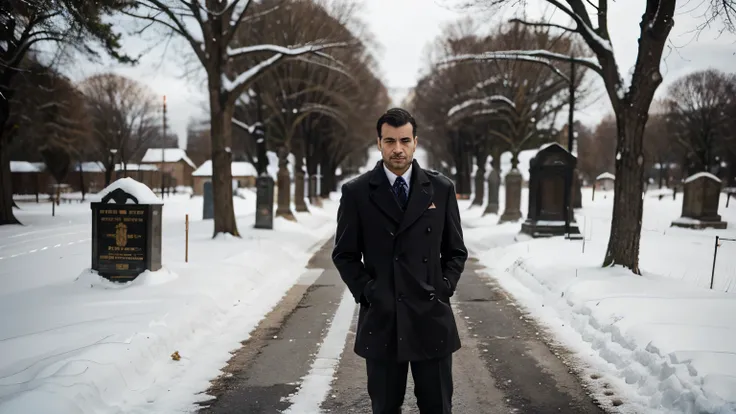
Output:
[
  {"xmin": 0, "ymin": 185, "xmax": 339, "ymax": 413},
  {"xmin": 464, "ymin": 187, "xmax": 736, "ymax": 414}
]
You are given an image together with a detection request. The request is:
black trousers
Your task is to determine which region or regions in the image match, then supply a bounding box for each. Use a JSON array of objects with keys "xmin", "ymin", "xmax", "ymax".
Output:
[{"xmin": 366, "ymin": 354, "xmax": 453, "ymax": 414}]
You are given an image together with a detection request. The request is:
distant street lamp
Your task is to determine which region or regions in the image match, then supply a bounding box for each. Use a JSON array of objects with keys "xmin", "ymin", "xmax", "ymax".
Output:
[{"xmin": 161, "ymin": 95, "xmax": 167, "ymax": 198}]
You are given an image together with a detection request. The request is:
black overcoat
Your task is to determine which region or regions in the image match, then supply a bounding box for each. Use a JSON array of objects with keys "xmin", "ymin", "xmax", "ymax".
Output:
[{"xmin": 332, "ymin": 160, "xmax": 468, "ymax": 362}]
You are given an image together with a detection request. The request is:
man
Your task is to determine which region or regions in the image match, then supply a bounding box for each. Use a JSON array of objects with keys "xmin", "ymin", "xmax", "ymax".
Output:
[{"xmin": 332, "ymin": 108, "xmax": 468, "ymax": 414}]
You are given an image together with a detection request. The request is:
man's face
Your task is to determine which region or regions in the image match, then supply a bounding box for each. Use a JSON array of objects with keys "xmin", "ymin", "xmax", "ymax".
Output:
[{"xmin": 378, "ymin": 123, "xmax": 417, "ymax": 174}]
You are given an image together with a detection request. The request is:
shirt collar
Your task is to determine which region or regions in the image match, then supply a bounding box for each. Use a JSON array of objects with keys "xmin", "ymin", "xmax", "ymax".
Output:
[{"xmin": 383, "ymin": 162, "xmax": 412, "ymax": 190}]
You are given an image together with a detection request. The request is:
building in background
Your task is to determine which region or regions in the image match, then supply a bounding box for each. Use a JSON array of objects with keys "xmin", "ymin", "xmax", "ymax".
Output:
[
  {"xmin": 10, "ymin": 161, "xmax": 49, "ymax": 198},
  {"xmin": 191, "ymin": 160, "xmax": 258, "ymax": 196},
  {"xmin": 141, "ymin": 148, "xmax": 197, "ymax": 189},
  {"xmin": 115, "ymin": 164, "xmax": 161, "ymax": 191},
  {"xmin": 67, "ymin": 162, "xmax": 106, "ymax": 194}
]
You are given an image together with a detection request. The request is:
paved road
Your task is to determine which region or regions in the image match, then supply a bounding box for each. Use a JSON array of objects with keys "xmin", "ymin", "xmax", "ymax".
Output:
[{"xmin": 197, "ymin": 240, "xmax": 605, "ymax": 414}]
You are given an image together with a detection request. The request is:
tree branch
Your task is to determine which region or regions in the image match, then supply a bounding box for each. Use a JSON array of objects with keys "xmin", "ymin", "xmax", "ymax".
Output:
[
  {"xmin": 128, "ymin": 0, "xmax": 205, "ymax": 64},
  {"xmin": 441, "ymin": 50, "xmax": 599, "ymax": 79},
  {"xmin": 509, "ymin": 18, "xmax": 575, "ymax": 33}
]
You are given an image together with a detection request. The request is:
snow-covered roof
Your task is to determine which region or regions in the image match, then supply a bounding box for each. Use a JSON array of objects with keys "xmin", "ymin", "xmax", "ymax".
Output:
[
  {"xmin": 10, "ymin": 161, "xmax": 42, "ymax": 173},
  {"xmin": 116, "ymin": 163, "xmax": 158, "ymax": 172},
  {"xmin": 192, "ymin": 160, "xmax": 258, "ymax": 177},
  {"xmin": 684, "ymin": 172, "xmax": 721, "ymax": 184},
  {"xmin": 74, "ymin": 162, "xmax": 105, "ymax": 173},
  {"xmin": 596, "ymin": 172, "xmax": 615, "ymax": 181},
  {"xmin": 141, "ymin": 148, "xmax": 197, "ymax": 169},
  {"xmin": 94, "ymin": 177, "xmax": 162, "ymax": 205}
]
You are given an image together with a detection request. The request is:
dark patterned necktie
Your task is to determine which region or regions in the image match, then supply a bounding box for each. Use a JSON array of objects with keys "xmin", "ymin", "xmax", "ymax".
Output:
[{"xmin": 393, "ymin": 176, "xmax": 408, "ymax": 210}]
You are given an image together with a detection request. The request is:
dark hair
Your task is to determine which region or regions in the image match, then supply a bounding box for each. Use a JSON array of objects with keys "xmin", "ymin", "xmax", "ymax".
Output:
[{"xmin": 376, "ymin": 108, "xmax": 417, "ymax": 139}]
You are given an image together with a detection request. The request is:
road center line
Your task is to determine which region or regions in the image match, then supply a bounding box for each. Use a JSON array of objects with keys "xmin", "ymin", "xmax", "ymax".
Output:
[{"xmin": 281, "ymin": 287, "xmax": 355, "ymax": 414}]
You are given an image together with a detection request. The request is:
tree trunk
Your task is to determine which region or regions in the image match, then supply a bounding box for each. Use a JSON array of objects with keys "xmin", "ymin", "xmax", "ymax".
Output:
[
  {"xmin": 104, "ymin": 162, "xmax": 113, "ymax": 186},
  {"xmin": 306, "ymin": 138, "xmax": 322, "ymax": 208},
  {"xmin": 79, "ymin": 166, "xmax": 86, "ymax": 201},
  {"xmin": 209, "ymin": 85, "xmax": 239, "ymax": 236},
  {"xmin": 602, "ymin": 109, "xmax": 648, "ymax": 272},
  {"xmin": 321, "ymin": 160, "xmax": 336, "ymax": 198},
  {"xmin": 471, "ymin": 152, "xmax": 486, "ymax": 206},
  {"xmin": 0, "ymin": 134, "xmax": 18, "ymax": 225},
  {"xmin": 601, "ymin": 1, "xmax": 674, "ymax": 273},
  {"xmin": 294, "ymin": 143, "xmax": 308, "ymax": 213}
]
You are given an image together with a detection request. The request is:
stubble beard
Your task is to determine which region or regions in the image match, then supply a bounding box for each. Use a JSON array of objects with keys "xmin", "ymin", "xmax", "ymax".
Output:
[{"xmin": 386, "ymin": 156, "xmax": 411, "ymax": 174}]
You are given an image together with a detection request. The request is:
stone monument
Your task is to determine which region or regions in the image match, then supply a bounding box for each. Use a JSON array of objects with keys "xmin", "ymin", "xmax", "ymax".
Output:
[
  {"xmin": 91, "ymin": 178, "xmax": 162, "ymax": 282},
  {"xmin": 499, "ymin": 169, "xmax": 523, "ymax": 222},
  {"xmin": 671, "ymin": 172, "xmax": 727, "ymax": 229},
  {"xmin": 521, "ymin": 143, "xmax": 580, "ymax": 237},
  {"xmin": 484, "ymin": 169, "xmax": 501, "ymax": 215},
  {"xmin": 203, "ymin": 181, "xmax": 214, "ymax": 220},
  {"xmin": 275, "ymin": 146, "xmax": 295, "ymax": 220},
  {"xmin": 255, "ymin": 174, "xmax": 274, "ymax": 229}
]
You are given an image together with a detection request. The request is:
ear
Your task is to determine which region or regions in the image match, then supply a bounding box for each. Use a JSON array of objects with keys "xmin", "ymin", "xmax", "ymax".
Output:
[{"xmin": 376, "ymin": 136, "xmax": 381, "ymax": 150}]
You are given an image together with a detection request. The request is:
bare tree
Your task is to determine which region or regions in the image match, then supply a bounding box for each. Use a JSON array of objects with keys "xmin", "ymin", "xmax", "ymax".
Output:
[
  {"xmin": 122, "ymin": 0, "xmax": 351, "ymax": 237},
  {"xmin": 0, "ymin": 0, "xmax": 132, "ymax": 225},
  {"xmin": 578, "ymin": 115, "xmax": 616, "ymax": 182},
  {"xmin": 230, "ymin": 0, "xmax": 385, "ymax": 214},
  {"xmin": 664, "ymin": 69, "xmax": 736, "ymax": 176},
  {"xmin": 412, "ymin": 20, "xmax": 585, "ymax": 204},
  {"xmin": 9, "ymin": 58, "xmax": 92, "ymax": 206},
  {"xmin": 444, "ymin": 0, "xmax": 736, "ymax": 273},
  {"xmin": 80, "ymin": 73, "xmax": 159, "ymax": 185},
  {"xmin": 642, "ymin": 108, "xmax": 680, "ymax": 188}
]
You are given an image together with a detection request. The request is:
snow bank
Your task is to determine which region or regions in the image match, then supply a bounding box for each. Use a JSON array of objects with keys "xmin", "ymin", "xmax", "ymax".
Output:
[
  {"xmin": 92, "ymin": 177, "xmax": 163, "ymax": 205},
  {"xmin": 0, "ymin": 196, "xmax": 339, "ymax": 414},
  {"xmin": 464, "ymin": 188, "xmax": 736, "ymax": 413}
]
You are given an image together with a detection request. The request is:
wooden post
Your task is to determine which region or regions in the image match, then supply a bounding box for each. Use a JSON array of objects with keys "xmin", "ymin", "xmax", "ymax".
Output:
[
  {"xmin": 711, "ymin": 236, "xmax": 719, "ymax": 290},
  {"xmin": 185, "ymin": 214, "xmax": 189, "ymax": 263}
]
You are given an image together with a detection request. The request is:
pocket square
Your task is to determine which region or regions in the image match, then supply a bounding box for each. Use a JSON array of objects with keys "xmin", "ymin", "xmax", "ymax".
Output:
[{"xmin": 428, "ymin": 203, "xmax": 436, "ymax": 209}]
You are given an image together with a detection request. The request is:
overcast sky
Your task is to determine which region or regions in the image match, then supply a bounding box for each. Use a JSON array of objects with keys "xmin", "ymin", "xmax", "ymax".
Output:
[{"xmin": 72, "ymin": 0, "xmax": 736, "ymax": 149}]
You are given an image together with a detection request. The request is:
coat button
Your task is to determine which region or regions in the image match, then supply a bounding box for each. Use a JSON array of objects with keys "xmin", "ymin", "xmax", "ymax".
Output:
[
  {"xmin": 397, "ymin": 293, "xmax": 404, "ymax": 302},
  {"xmin": 426, "ymin": 227, "xmax": 432, "ymax": 233},
  {"xmin": 389, "ymin": 231, "xmax": 394, "ymax": 237},
  {"xmin": 422, "ymin": 257, "xmax": 428, "ymax": 263},
  {"xmin": 395, "ymin": 256, "xmax": 399, "ymax": 261}
]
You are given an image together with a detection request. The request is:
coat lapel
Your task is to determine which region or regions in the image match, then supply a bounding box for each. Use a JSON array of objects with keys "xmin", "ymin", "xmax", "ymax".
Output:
[
  {"xmin": 397, "ymin": 160, "xmax": 434, "ymax": 235},
  {"xmin": 368, "ymin": 161, "xmax": 402, "ymax": 224}
]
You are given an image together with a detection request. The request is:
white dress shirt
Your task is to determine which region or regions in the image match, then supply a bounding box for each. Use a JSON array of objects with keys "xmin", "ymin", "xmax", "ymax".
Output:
[{"xmin": 383, "ymin": 162, "xmax": 412, "ymax": 193}]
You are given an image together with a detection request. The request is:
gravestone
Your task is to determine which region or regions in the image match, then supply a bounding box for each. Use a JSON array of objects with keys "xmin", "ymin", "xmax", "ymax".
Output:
[
  {"xmin": 275, "ymin": 146, "xmax": 295, "ymax": 220},
  {"xmin": 572, "ymin": 172, "xmax": 582, "ymax": 208},
  {"xmin": 671, "ymin": 173, "xmax": 727, "ymax": 229},
  {"xmin": 309, "ymin": 175, "xmax": 323, "ymax": 207},
  {"xmin": 484, "ymin": 169, "xmax": 500, "ymax": 215},
  {"xmin": 499, "ymin": 169, "xmax": 523, "ymax": 222},
  {"xmin": 521, "ymin": 143, "xmax": 580, "ymax": 237},
  {"xmin": 593, "ymin": 172, "xmax": 615, "ymax": 201},
  {"xmin": 255, "ymin": 175, "xmax": 274, "ymax": 229},
  {"xmin": 91, "ymin": 179, "xmax": 162, "ymax": 282},
  {"xmin": 203, "ymin": 181, "xmax": 214, "ymax": 220}
]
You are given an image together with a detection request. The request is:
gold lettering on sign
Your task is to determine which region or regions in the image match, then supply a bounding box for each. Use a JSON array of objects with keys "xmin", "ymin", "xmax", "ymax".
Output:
[{"xmin": 115, "ymin": 222, "xmax": 128, "ymax": 247}]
